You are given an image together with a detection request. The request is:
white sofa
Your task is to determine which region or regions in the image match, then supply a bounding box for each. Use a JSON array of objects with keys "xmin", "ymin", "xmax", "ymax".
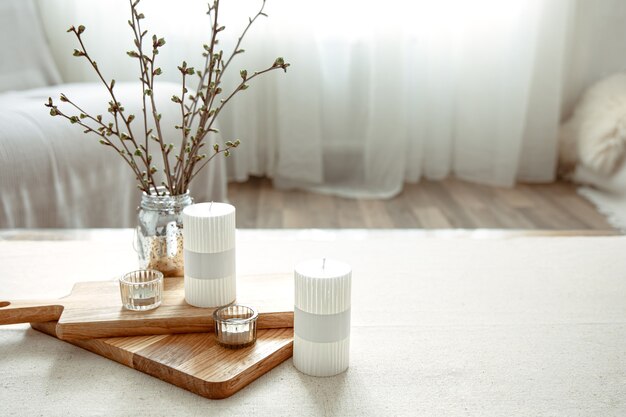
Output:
[{"xmin": 0, "ymin": 0, "xmax": 226, "ymax": 228}]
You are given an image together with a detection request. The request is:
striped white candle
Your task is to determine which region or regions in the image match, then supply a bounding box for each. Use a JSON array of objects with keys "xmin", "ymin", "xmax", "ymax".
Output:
[
  {"xmin": 293, "ymin": 258, "xmax": 352, "ymax": 377},
  {"xmin": 182, "ymin": 202, "xmax": 236, "ymax": 308}
]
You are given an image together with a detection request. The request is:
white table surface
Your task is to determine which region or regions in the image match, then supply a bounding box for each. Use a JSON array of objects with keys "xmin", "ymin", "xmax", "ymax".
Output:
[{"xmin": 1, "ymin": 229, "xmax": 625, "ymax": 417}]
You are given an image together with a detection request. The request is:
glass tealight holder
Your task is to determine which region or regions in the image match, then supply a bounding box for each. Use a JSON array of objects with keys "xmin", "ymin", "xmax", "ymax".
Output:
[
  {"xmin": 119, "ymin": 269, "xmax": 164, "ymax": 311},
  {"xmin": 213, "ymin": 304, "xmax": 258, "ymax": 349}
]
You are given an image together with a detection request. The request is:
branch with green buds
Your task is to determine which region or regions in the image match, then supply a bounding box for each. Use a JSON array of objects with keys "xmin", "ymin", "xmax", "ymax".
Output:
[{"xmin": 45, "ymin": 0, "xmax": 289, "ymax": 196}]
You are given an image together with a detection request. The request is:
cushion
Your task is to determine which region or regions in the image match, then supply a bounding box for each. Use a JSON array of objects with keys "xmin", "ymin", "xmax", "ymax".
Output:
[{"xmin": 0, "ymin": 0, "xmax": 62, "ymax": 93}]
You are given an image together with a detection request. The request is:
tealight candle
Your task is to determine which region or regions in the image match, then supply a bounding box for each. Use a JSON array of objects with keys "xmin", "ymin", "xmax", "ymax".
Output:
[
  {"xmin": 213, "ymin": 304, "xmax": 258, "ymax": 349},
  {"xmin": 293, "ymin": 258, "xmax": 352, "ymax": 377},
  {"xmin": 182, "ymin": 202, "xmax": 236, "ymax": 308},
  {"xmin": 119, "ymin": 269, "xmax": 163, "ymax": 311}
]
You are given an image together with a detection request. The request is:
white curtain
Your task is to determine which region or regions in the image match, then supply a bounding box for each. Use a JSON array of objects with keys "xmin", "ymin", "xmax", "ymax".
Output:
[{"xmin": 37, "ymin": 0, "xmax": 626, "ymax": 198}]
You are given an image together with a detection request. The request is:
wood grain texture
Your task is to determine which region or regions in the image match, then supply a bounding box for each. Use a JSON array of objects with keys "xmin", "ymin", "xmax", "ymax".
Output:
[
  {"xmin": 0, "ymin": 274, "xmax": 293, "ymax": 339},
  {"xmin": 31, "ymin": 321, "xmax": 294, "ymax": 399},
  {"xmin": 228, "ymin": 177, "xmax": 615, "ymax": 230}
]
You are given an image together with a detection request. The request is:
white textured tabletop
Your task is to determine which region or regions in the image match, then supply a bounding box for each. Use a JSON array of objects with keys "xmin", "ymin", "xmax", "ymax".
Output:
[{"xmin": 1, "ymin": 229, "xmax": 625, "ymax": 416}]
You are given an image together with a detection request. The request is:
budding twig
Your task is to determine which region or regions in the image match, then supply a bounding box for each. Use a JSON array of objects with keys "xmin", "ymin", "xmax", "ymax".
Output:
[{"xmin": 46, "ymin": 0, "xmax": 289, "ymax": 196}]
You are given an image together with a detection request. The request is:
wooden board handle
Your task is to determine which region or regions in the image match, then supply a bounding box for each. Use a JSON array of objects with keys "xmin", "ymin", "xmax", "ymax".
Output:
[{"xmin": 0, "ymin": 300, "xmax": 63, "ymax": 324}]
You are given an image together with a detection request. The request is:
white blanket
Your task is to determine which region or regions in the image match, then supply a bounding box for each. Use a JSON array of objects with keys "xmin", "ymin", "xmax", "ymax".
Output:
[
  {"xmin": 574, "ymin": 165, "xmax": 626, "ymax": 232},
  {"xmin": 1, "ymin": 231, "xmax": 626, "ymax": 416},
  {"xmin": 0, "ymin": 82, "xmax": 226, "ymax": 227}
]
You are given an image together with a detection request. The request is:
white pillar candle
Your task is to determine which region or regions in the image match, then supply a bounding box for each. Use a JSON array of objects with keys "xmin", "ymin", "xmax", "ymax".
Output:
[
  {"xmin": 182, "ymin": 202, "xmax": 236, "ymax": 308},
  {"xmin": 293, "ymin": 258, "xmax": 352, "ymax": 377}
]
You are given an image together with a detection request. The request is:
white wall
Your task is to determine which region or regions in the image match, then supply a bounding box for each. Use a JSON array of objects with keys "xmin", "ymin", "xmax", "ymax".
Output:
[{"xmin": 561, "ymin": 0, "xmax": 626, "ymax": 118}]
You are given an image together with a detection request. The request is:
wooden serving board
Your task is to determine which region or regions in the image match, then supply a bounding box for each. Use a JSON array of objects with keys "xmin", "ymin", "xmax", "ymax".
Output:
[
  {"xmin": 31, "ymin": 321, "xmax": 293, "ymax": 399},
  {"xmin": 0, "ymin": 274, "xmax": 293, "ymax": 340}
]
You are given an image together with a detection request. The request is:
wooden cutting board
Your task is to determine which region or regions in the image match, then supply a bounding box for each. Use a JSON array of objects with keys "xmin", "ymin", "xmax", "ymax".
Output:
[
  {"xmin": 31, "ymin": 321, "xmax": 294, "ymax": 400},
  {"xmin": 0, "ymin": 274, "xmax": 293, "ymax": 340}
]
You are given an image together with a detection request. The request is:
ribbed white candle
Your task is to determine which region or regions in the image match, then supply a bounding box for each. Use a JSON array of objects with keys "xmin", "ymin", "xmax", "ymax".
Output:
[
  {"xmin": 182, "ymin": 202, "xmax": 236, "ymax": 308},
  {"xmin": 293, "ymin": 258, "xmax": 352, "ymax": 377}
]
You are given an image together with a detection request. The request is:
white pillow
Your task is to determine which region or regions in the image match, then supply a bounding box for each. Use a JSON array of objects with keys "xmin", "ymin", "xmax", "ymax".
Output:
[{"xmin": 0, "ymin": 0, "xmax": 61, "ymax": 93}]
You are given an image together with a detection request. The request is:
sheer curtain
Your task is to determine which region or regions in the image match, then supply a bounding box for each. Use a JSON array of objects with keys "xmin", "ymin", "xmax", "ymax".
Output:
[{"xmin": 37, "ymin": 0, "xmax": 621, "ymax": 198}]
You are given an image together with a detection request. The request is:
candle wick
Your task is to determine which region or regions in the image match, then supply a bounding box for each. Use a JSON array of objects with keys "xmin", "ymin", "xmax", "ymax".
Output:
[
  {"xmin": 209, "ymin": 201, "xmax": 213, "ymax": 211},
  {"xmin": 322, "ymin": 258, "xmax": 326, "ymax": 270}
]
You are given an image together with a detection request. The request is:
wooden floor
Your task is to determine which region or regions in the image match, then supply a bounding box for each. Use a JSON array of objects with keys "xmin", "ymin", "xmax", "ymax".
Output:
[{"xmin": 227, "ymin": 177, "xmax": 615, "ymax": 230}]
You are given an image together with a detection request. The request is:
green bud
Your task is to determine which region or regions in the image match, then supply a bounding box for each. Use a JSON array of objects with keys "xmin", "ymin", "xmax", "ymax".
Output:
[
  {"xmin": 224, "ymin": 150, "xmax": 230, "ymax": 157},
  {"xmin": 134, "ymin": 149, "xmax": 142, "ymax": 156},
  {"xmin": 69, "ymin": 116, "xmax": 79, "ymax": 124},
  {"xmin": 77, "ymin": 25, "xmax": 85, "ymax": 34},
  {"xmin": 213, "ymin": 143, "xmax": 219, "ymax": 152},
  {"xmin": 240, "ymin": 70, "xmax": 247, "ymax": 80}
]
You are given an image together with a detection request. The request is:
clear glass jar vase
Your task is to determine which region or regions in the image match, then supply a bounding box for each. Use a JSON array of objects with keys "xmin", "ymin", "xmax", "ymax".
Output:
[{"xmin": 135, "ymin": 186, "xmax": 192, "ymax": 277}]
